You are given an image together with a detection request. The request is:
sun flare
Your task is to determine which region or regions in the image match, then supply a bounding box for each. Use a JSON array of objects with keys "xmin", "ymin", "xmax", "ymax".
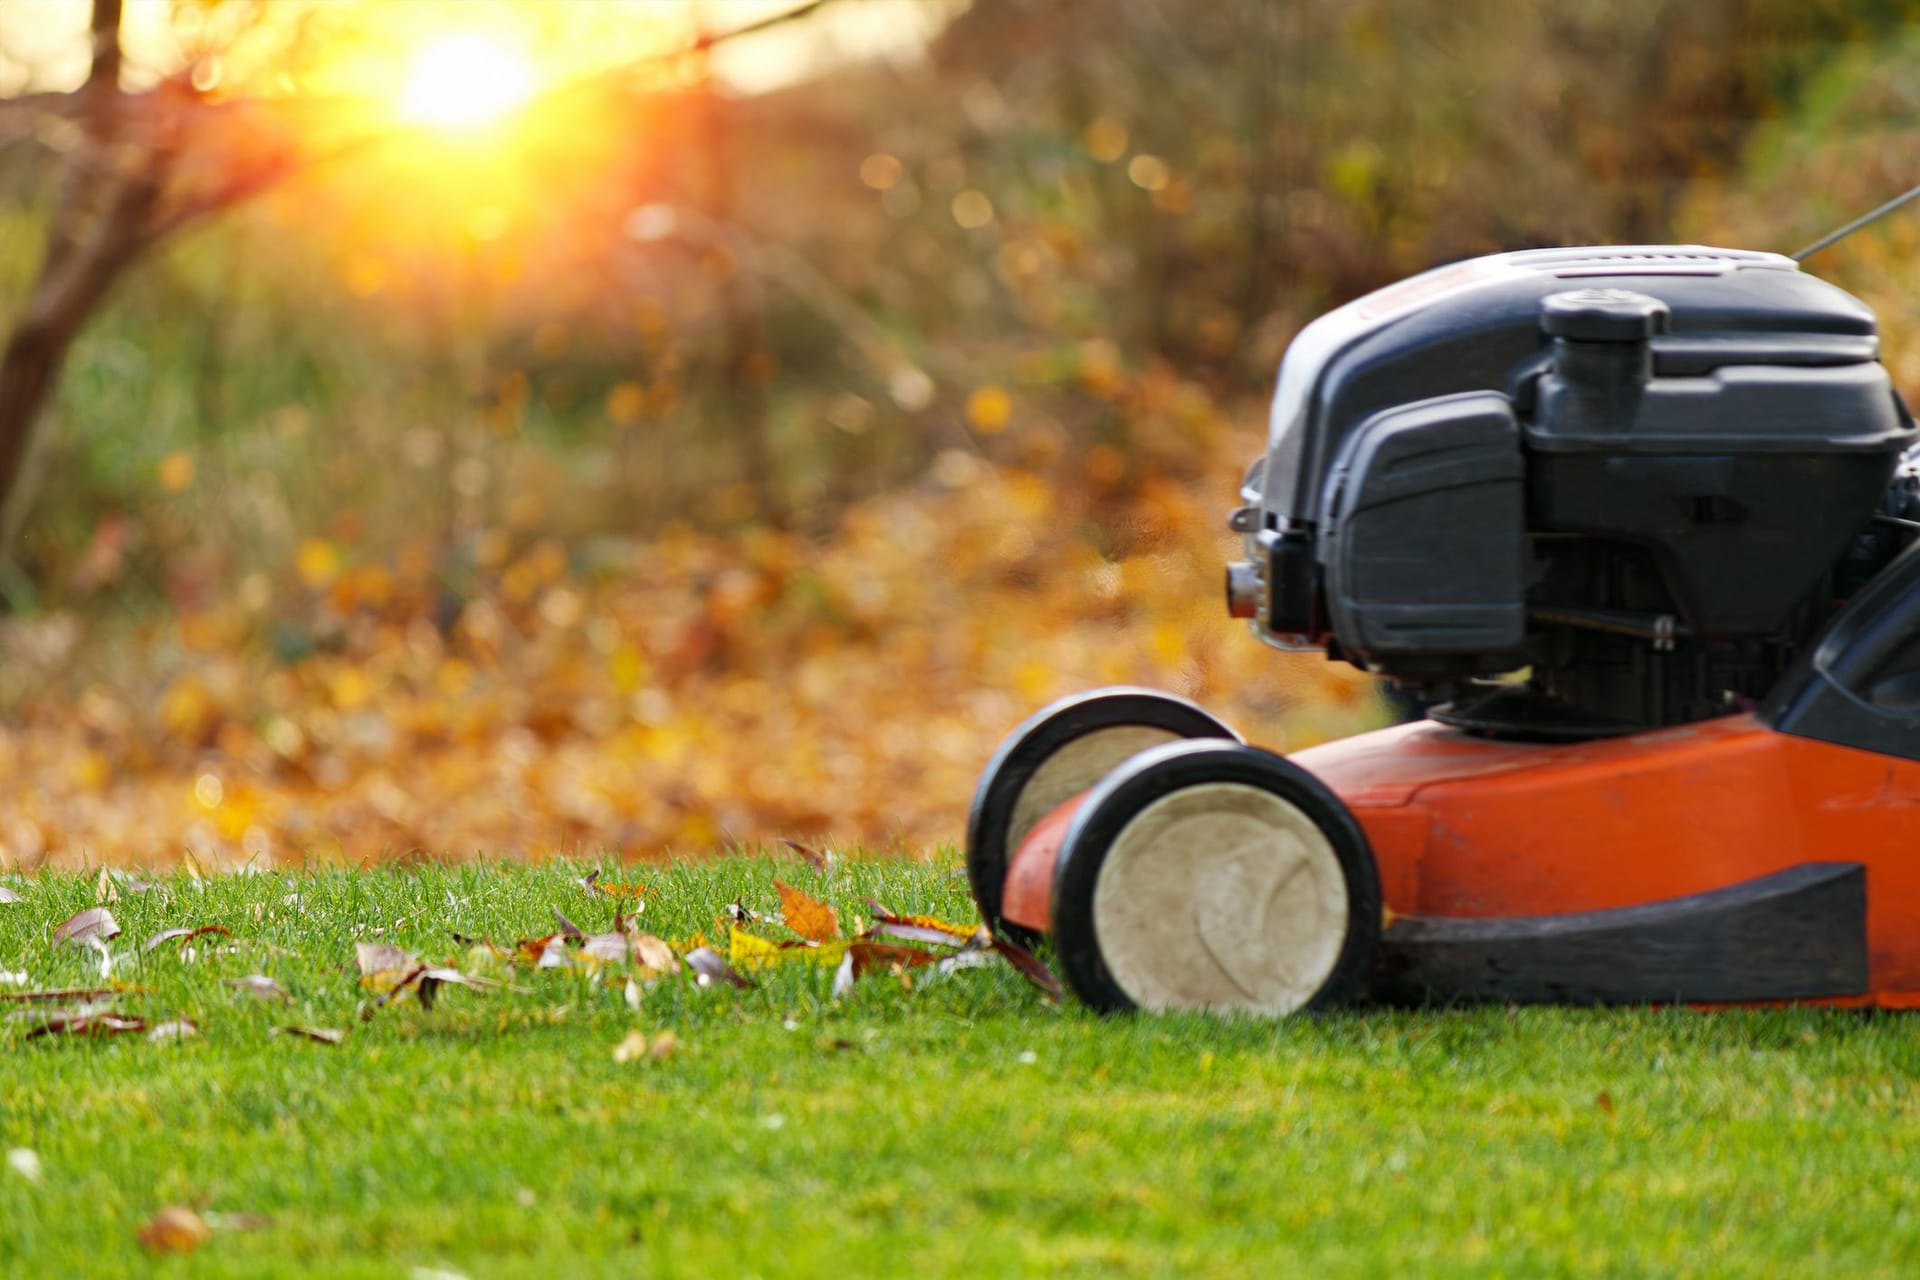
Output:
[{"xmin": 397, "ymin": 32, "xmax": 537, "ymax": 130}]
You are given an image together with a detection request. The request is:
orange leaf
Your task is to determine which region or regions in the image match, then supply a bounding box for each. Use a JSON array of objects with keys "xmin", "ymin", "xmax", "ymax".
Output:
[{"xmin": 775, "ymin": 880, "xmax": 840, "ymax": 943}]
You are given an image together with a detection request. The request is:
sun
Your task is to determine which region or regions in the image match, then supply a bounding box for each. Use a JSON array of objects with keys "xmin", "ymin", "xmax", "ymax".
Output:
[{"xmin": 397, "ymin": 32, "xmax": 537, "ymax": 130}]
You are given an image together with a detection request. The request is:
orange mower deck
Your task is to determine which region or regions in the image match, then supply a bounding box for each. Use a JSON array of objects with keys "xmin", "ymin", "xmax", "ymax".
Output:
[{"xmin": 1004, "ymin": 714, "xmax": 1920, "ymax": 1008}]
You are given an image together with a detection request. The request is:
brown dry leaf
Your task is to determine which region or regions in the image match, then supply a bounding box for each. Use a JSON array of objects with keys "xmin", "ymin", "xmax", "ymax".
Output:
[
  {"xmin": 781, "ymin": 839, "xmax": 829, "ymax": 873},
  {"xmin": 775, "ymin": 880, "xmax": 839, "ymax": 943},
  {"xmin": 553, "ymin": 908, "xmax": 585, "ymax": 940},
  {"xmin": 993, "ymin": 934, "xmax": 1064, "ymax": 1001},
  {"xmin": 138, "ymin": 1205, "xmax": 212, "ymax": 1254},
  {"xmin": 579, "ymin": 933, "xmax": 633, "ymax": 964},
  {"xmin": 354, "ymin": 940, "xmax": 417, "ymax": 975},
  {"xmin": 0, "ymin": 986, "xmax": 124, "ymax": 1004},
  {"xmin": 143, "ymin": 924, "xmax": 233, "ymax": 953},
  {"xmin": 684, "ymin": 946, "xmax": 755, "ymax": 990},
  {"xmin": 613, "ymin": 1028, "xmax": 678, "ymax": 1063},
  {"xmin": 849, "ymin": 941, "xmax": 939, "ymax": 978},
  {"xmin": 513, "ymin": 932, "xmax": 570, "ymax": 969},
  {"xmin": 224, "ymin": 975, "xmax": 292, "ymax": 1004},
  {"xmin": 863, "ymin": 901, "xmax": 989, "ymax": 949},
  {"xmin": 631, "ymin": 933, "xmax": 677, "ymax": 977},
  {"xmin": 52, "ymin": 907, "xmax": 119, "ymax": 947},
  {"xmin": 273, "ymin": 1025, "xmax": 346, "ymax": 1045},
  {"xmin": 1596, "ymin": 1090, "xmax": 1616, "ymax": 1117},
  {"xmin": 594, "ymin": 879, "xmax": 648, "ymax": 902},
  {"xmin": 22, "ymin": 1008, "xmax": 146, "ymax": 1039},
  {"xmin": 414, "ymin": 967, "xmax": 502, "ymax": 1012}
]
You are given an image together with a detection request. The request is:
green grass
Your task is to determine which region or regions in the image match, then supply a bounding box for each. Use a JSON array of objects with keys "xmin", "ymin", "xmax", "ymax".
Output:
[{"xmin": 2, "ymin": 856, "xmax": 1919, "ymax": 1278}]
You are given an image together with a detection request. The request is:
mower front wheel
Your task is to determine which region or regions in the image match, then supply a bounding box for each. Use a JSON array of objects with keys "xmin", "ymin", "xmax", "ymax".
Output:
[
  {"xmin": 1050, "ymin": 740, "xmax": 1380, "ymax": 1016},
  {"xmin": 966, "ymin": 688, "xmax": 1240, "ymax": 944}
]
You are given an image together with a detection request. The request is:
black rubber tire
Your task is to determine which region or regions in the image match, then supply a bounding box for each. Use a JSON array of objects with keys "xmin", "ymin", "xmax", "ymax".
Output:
[
  {"xmin": 965, "ymin": 688, "xmax": 1239, "ymax": 945},
  {"xmin": 1049, "ymin": 739, "xmax": 1381, "ymax": 1016}
]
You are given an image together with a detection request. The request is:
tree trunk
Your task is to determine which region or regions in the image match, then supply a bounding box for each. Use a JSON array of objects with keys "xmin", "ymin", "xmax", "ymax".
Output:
[{"xmin": 0, "ymin": 0, "xmax": 151, "ymax": 556}]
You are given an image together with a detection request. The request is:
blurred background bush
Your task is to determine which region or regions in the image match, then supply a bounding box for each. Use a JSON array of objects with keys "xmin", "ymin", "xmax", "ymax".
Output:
[{"xmin": 1, "ymin": 0, "xmax": 1917, "ymax": 867}]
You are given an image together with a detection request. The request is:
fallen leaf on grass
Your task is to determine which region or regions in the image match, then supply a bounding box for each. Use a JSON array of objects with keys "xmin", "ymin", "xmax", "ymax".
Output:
[
  {"xmin": 849, "ymin": 941, "xmax": 939, "ymax": 978},
  {"xmin": 96, "ymin": 870, "xmax": 164, "ymax": 905},
  {"xmin": 0, "ymin": 886, "xmax": 19, "ymax": 905},
  {"xmin": 513, "ymin": 932, "xmax": 570, "ymax": 969},
  {"xmin": 22, "ymin": 1009, "xmax": 147, "ymax": 1039},
  {"xmin": 273, "ymin": 1025, "xmax": 346, "ymax": 1045},
  {"xmin": 632, "ymin": 933, "xmax": 676, "ymax": 976},
  {"xmin": 147, "ymin": 1019, "xmax": 200, "ymax": 1043},
  {"xmin": 612, "ymin": 1028, "xmax": 678, "ymax": 1063},
  {"xmin": 729, "ymin": 927, "xmax": 848, "ymax": 972},
  {"xmin": 863, "ymin": 901, "xmax": 990, "ymax": 949},
  {"xmin": 224, "ymin": 975, "xmax": 291, "ymax": 1004},
  {"xmin": 1596, "ymin": 1090, "xmax": 1616, "ymax": 1117},
  {"xmin": 993, "ymin": 934, "xmax": 1063, "ymax": 1001},
  {"xmin": 684, "ymin": 946, "xmax": 755, "ymax": 989},
  {"xmin": 553, "ymin": 908, "xmax": 585, "ymax": 941},
  {"xmin": 0, "ymin": 985, "xmax": 125, "ymax": 1004},
  {"xmin": 775, "ymin": 880, "xmax": 839, "ymax": 942},
  {"xmin": 138, "ymin": 1205, "xmax": 211, "ymax": 1254},
  {"xmin": 780, "ymin": 839, "xmax": 829, "ymax": 873},
  {"xmin": 144, "ymin": 925, "xmax": 233, "ymax": 953},
  {"xmin": 414, "ymin": 968, "xmax": 502, "ymax": 1012},
  {"xmin": 52, "ymin": 907, "xmax": 119, "ymax": 947},
  {"xmin": 7, "ymin": 1148, "xmax": 40, "ymax": 1182}
]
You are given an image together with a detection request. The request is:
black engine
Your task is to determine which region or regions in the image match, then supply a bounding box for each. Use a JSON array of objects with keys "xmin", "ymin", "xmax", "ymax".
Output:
[{"xmin": 1226, "ymin": 245, "xmax": 1920, "ymax": 740}]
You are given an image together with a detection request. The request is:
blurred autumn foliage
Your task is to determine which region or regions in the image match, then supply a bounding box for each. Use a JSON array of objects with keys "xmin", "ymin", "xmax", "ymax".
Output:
[{"xmin": 1, "ymin": 0, "xmax": 1918, "ymax": 867}]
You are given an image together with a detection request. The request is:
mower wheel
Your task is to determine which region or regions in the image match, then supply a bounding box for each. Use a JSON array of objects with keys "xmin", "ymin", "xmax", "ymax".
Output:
[
  {"xmin": 1050, "ymin": 740, "xmax": 1380, "ymax": 1016},
  {"xmin": 966, "ymin": 688, "xmax": 1239, "ymax": 944}
]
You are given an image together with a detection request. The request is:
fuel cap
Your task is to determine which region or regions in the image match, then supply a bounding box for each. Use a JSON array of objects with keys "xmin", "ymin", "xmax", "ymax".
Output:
[{"xmin": 1540, "ymin": 288, "xmax": 1670, "ymax": 342}]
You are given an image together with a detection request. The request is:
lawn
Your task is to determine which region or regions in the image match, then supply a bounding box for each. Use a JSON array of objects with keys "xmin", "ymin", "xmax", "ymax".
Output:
[{"xmin": 2, "ymin": 854, "xmax": 1918, "ymax": 1278}]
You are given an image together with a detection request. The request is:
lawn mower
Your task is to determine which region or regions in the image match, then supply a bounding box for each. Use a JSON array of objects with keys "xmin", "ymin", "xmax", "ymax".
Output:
[{"xmin": 966, "ymin": 243, "xmax": 1920, "ymax": 1016}]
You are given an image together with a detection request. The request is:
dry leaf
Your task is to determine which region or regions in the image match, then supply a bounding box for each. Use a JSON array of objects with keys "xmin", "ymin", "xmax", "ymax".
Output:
[
  {"xmin": 775, "ymin": 880, "xmax": 840, "ymax": 942},
  {"xmin": 355, "ymin": 940, "xmax": 417, "ymax": 976},
  {"xmin": 1596, "ymin": 1090, "xmax": 1616, "ymax": 1117},
  {"xmin": 143, "ymin": 924, "xmax": 233, "ymax": 953},
  {"xmin": 863, "ymin": 899, "xmax": 989, "ymax": 948},
  {"xmin": 0, "ymin": 986, "xmax": 124, "ymax": 1004},
  {"xmin": 553, "ymin": 908, "xmax": 585, "ymax": 940},
  {"xmin": 993, "ymin": 934, "xmax": 1064, "ymax": 1001},
  {"xmin": 612, "ymin": 1028, "xmax": 677, "ymax": 1063},
  {"xmin": 0, "ymin": 886, "xmax": 19, "ymax": 905},
  {"xmin": 147, "ymin": 1019, "xmax": 200, "ymax": 1043},
  {"xmin": 138, "ymin": 1205, "xmax": 212, "ymax": 1254},
  {"xmin": 7, "ymin": 1148, "xmax": 40, "ymax": 1182},
  {"xmin": 512, "ymin": 933, "xmax": 570, "ymax": 969},
  {"xmin": 52, "ymin": 907, "xmax": 119, "ymax": 947},
  {"xmin": 224, "ymin": 975, "xmax": 292, "ymax": 1004},
  {"xmin": 274, "ymin": 1025, "xmax": 346, "ymax": 1045},
  {"xmin": 579, "ymin": 933, "xmax": 633, "ymax": 964},
  {"xmin": 729, "ymin": 927, "xmax": 848, "ymax": 972},
  {"xmin": 684, "ymin": 946, "xmax": 754, "ymax": 989},
  {"xmin": 848, "ymin": 941, "xmax": 938, "ymax": 979},
  {"xmin": 781, "ymin": 839, "xmax": 829, "ymax": 872},
  {"xmin": 414, "ymin": 967, "xmax": 499, "ymax": 1011},
  {"xmin": 22, "ymin": 1009, "xmax": 146, "ymax": 1039},
  {"xmin": 631, "ymin": 933, "xmax": 676, "ymax": 977}
]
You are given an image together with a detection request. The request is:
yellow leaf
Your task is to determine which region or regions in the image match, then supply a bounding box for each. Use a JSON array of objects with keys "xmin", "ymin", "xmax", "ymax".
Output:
[
  {"xmin": 965, "ymin": 384, "xmax": 1013, "ymax": 434},
  {"xmin": 157, "ymin": 452, "xmax": 195, "ymax": 494},
  {"xmin": 775, "ymin": 880, "xmax": 840, "ymax": 942},
  {"xmin": 138, "ymin": 1206, "xmax": 211, "ymax": 1254},
  {"xmin": 729, "ymin": 926, "xmax": 847, "ymax": 971},
  {"xmin": 296, "ymin": 538, "xmax": 341, "ymax": 589}
]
